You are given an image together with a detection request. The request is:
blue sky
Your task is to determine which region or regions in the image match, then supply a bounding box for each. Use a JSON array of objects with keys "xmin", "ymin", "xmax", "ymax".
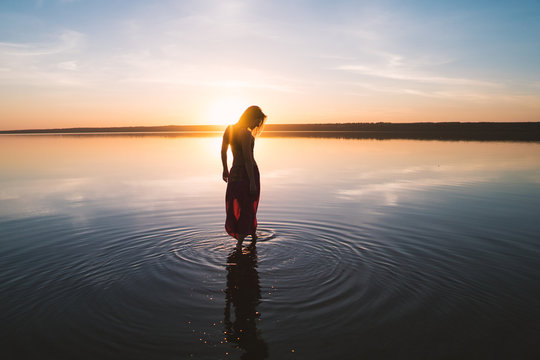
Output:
[{"xmin": 1, "ymin": 0, "xmax": 539, "ymax": 129}]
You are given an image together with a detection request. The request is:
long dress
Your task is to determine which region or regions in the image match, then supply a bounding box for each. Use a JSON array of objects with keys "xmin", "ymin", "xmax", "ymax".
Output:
[{"xmin": 225, "ymin": 127, "xmax": 260, "ymax": 239}]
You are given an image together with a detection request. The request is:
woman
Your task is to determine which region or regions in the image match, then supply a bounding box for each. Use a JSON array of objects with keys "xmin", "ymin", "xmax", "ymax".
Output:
[{"xmin": 221, "ymin": 105, "xmax": 266, "ymax": 250}]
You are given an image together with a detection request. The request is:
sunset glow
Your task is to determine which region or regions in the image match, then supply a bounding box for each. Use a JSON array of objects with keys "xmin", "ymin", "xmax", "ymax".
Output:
[
  {"xmin": 205, "ymin": 98, "xmax": 249, "ymax": 126},
  {"xmin": 1, "ymin": 1, "xmax": 539, "ymax": 130}
]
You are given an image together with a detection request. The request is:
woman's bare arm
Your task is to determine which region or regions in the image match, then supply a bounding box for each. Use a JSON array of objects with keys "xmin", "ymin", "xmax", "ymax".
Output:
[{"xmin": 221, "ymin": 126, "xmax": 230, "ymax": 182}]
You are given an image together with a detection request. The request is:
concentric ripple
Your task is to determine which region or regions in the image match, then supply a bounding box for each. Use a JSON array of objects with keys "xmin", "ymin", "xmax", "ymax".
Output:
[
  {"xmin": 2, "ymin": 202, "xmax": 540, "ymax": 359},
  {"xmin": 1, "ymin": 212, "xmax": 377, "ymax": 358},
  {"xmin": 255, "ymin": 220, "xmax": 372, "ymax": 318}
]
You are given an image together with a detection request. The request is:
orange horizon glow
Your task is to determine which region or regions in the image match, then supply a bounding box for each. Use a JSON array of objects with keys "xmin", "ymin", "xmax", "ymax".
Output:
[{"xmin": 2, "ymin": 96, "xmax": 539, "ymax": 131}]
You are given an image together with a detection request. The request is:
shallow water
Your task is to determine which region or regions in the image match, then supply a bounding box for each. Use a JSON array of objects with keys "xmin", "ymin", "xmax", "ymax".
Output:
[{"xmin": 1, "ymin": 135, "xmax": 540, "ymax": 359}]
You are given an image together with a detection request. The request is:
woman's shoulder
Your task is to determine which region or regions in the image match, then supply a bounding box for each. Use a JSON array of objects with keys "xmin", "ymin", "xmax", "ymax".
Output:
[{"xmin": 231, "ymin": 125, "xmax": 252, "ymax": 138}]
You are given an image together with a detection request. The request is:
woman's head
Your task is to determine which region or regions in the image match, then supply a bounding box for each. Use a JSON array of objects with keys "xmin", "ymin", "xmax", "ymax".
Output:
[{"xmin": 237, "ymin": 105, "xmax": 267, "ymax": 136}]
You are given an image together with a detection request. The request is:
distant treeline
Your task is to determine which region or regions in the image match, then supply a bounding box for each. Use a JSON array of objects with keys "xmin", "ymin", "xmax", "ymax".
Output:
[
  {"xmin": 2, "ymin": 122, "xmax": 540, "ymax": 141},
  {"xmin": 263, "ymin": 122, "xmax": 540, "ymax": 141},
  {"xmin": 0, "ymin": 125, "xmax": 226, "ymax": 133}
]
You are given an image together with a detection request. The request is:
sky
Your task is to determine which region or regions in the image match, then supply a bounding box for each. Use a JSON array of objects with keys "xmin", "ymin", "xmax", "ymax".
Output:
[{"xmin": 1, "ymin": 0, "xmax": 540, "ymax": 130}]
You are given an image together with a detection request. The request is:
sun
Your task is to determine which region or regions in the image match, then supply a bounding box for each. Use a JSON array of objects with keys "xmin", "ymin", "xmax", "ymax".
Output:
[{"xmin": 205, "ymin": 98, "xmax": 248, "ymax": 126}]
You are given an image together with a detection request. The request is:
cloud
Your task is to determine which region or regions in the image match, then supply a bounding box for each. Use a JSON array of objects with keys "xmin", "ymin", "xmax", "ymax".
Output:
[
  {"xmin": 57, "ymin": 60, "xmax": 78, "ymax": 71},
  {"xmin": 331, "ymin": 48, "xmax": 508, "ymax": 102},
  {"xmin": 0, "ymin": 30, "xmax": 88, "ymax": 88},
  {"xmin": 0, "ymin": 30, "xmax": 85, "ymax": 56},
  {"xmin": 108, "ymin": 48, "xmax": 297, "ymax": 93},
  {"xmin": 337, "ymin": 64, "xmax": 499, "ymax": 87},
  {"xmin": 345, "ymin": 80, "xmax": 540, "ymax": 106}
]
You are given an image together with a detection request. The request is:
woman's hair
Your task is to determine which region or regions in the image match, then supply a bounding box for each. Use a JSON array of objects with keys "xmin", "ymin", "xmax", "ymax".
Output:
[{"xmin": 237, "ymin": 105, "xmax": 267, "ymax": 136}]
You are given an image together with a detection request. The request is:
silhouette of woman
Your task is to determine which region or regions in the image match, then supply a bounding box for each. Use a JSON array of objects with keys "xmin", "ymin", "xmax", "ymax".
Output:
[{"xmin": 221, "ymin": 106, "xmax": 266, "ymax": 250}]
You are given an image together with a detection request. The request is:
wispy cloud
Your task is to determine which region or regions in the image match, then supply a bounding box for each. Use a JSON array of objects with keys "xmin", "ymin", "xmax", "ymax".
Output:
[
  {"xmin": 0, "ymin": 30, "xmax": 84, "ymax": 56},
  {"xmin": 57, "ymin": 60, "xmax": 78, "ymax": 71},
  {"xmin": 337, "ymin": 63, "xmax": 499, "ymax": 87},
  {"xmin": 110, "ymin": 48, "xmax": 297, "ymax": 93},
  {"xmin": 349, "ymin": 82, "xmax": 490, "ymax": 100},
  {"xmin": 0, "ymin": 30, "xmax": 87, "ymax": 87},
  {"xmin": 345, "ymin": 81, "xmax": 540, "ymax": 106}
]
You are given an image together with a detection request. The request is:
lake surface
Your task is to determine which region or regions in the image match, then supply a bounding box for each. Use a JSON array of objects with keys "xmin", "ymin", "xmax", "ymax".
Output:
[{"xmin": 1, "ymin": 134, "xmax": 540, "ymax": 359}]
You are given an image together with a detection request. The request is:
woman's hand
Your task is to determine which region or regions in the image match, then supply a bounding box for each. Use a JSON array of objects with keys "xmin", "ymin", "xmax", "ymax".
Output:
[
  {"xmin": 222, "ymin": 169, "xmax": 229, "ymax": 182},
  {"xmin": 249, "ymin": 181, "xmax": 257, "ymax": 195}
]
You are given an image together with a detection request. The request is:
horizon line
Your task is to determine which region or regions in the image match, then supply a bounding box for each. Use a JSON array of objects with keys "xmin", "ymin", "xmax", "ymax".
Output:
[{"xmin": 2, "ymin": 121, "xmax": 540, "ymax": 133}]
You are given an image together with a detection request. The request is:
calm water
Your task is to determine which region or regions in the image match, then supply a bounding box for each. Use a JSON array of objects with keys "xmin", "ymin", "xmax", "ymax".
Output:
[{"xmin": 1, "ymin": 134, "xmax": 540, "ymax": 359}]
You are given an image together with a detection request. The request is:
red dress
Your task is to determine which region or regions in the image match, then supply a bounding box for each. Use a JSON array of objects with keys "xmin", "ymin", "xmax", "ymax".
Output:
[{"xmin": 225, "ymin": 130, "xmax": 260, "ymax": 239}]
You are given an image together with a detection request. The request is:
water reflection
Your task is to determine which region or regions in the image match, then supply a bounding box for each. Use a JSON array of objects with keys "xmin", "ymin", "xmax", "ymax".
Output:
[
  {"xmin": 1, "ymin": 135, "xmax": 540, "ymax": 358},
  {"xmin": 224, "ymin": 245, "xmax": 268, "ymax": 359}
]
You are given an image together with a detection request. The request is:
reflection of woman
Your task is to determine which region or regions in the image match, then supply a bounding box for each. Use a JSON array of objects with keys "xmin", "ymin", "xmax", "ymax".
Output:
[
  {"xmin": 221, "ymin": 106, "xmax": 267, "ymax": 250},
  {"xmin": 224, "ymin": 246, "xmax": 268, "ymax": 359}
]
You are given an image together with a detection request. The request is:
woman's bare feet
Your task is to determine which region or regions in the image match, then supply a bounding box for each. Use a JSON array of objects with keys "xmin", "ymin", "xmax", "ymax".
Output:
[
  {"xmin": 236, "ymin": 235, "xmax": 245, "ymax": 250},
  {"xmin": 250, "ymin": 232, "xmax": 258, "ymax": 246}
]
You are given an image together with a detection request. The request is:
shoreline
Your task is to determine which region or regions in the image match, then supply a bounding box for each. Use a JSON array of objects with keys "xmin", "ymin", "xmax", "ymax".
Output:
[{"xmin": 1, "ymin": 122, "xmax": 539, "ymax": 141}]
